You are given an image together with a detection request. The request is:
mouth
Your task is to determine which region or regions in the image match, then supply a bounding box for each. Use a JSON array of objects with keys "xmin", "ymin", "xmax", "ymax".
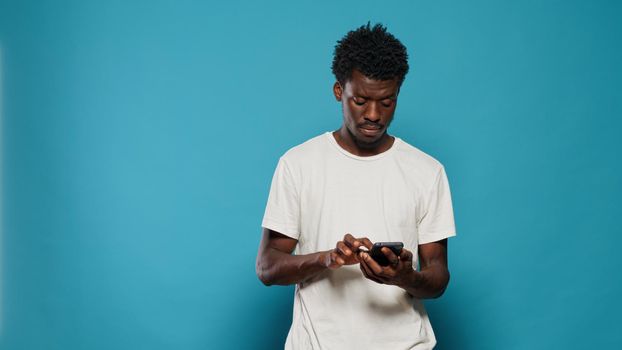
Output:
[{"xmin": 358, "ymin": 126, "xmax": 383, "ymax": 137}]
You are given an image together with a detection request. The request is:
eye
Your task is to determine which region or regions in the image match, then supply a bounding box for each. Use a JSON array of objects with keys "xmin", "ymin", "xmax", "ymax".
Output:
[
  {"xmin": 352, "ymin": 97, "xmax": 366, "ymax": 106},
  {"xmin": 381, "ymin": 99, "xmax": 394, "ymax": 108}
]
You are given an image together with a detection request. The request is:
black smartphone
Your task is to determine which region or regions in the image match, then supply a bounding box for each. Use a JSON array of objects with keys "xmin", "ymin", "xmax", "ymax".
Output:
[{"xmin": 370, "ymin": 242, "xmax": 404, "ymax": 266}]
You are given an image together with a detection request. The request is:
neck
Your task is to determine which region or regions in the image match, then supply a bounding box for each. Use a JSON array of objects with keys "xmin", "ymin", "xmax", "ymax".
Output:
[{"xmin": 333, "ymin": 127, "xmax": 395, "ymax": 157}]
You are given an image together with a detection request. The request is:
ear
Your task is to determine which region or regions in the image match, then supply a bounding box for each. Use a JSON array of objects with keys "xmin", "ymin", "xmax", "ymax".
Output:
[{"xmin": 333, "ymin": 81, "xmax": 343, "ymax": 101}]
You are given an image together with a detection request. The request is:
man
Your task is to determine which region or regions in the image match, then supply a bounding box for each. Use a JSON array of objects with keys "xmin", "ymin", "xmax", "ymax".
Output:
[{"xmin": 256, "ymin": 23, "xmax": 456, "ymax": 349}]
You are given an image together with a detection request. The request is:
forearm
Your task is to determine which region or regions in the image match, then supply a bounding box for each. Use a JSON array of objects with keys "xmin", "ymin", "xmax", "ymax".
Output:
[
  {"xmin": 400, "ymin": 264, "xmax": 450, "ymax": 299},
  {"xmin": 256, "ymin": 248, "xmax": 329, "ymax": 286}
]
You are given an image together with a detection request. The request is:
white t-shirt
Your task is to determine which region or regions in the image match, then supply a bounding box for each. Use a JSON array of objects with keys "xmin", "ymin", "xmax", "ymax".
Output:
[{"xmin": 262, "ymin": 132, "xmax": 456, "ymax": 350}]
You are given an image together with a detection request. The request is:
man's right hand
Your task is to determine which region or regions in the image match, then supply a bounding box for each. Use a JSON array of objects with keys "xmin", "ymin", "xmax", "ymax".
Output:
[
  {"xmin": 324, "ymin": 234, "xmax": 373, "ymax": 269},
  {"xmin": 256, "ymin": 229, "xmax": 373, "ymax": 286}
]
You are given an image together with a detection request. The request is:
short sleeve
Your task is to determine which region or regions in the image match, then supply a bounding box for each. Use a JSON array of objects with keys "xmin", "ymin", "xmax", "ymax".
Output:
[
  {"xmin": 261, "ymin": 158, "xmax": 301, "ymax": 240},
  {"xmin": 417, "ymin": 166, "xmax": 456, "ymax": 244}
]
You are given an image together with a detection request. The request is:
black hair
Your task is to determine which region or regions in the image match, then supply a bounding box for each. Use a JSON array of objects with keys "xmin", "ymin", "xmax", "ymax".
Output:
[{"xmin": 332, "ymin": 22, "xmax": 409, "ymax": 86}]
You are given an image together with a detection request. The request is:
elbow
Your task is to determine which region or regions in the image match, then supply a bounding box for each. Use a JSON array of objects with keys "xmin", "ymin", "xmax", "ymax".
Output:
[
  {"xmin": 433, "ymin": 270, "xmax": 451, "ymax": 299},
  {"xmin": 431, "ymin": 286, "xmax": 448, "ymax": 299},
  {"xmin": 427, "ymin": 269, "xmax": 450, "ymax": 299},
  {"xmin": 257, "ymin": 271, "xmax": 274, "ymax": 286},
  {"xmin": 256, "ymin": 260, "xmax": 274, "ymax": 286}
]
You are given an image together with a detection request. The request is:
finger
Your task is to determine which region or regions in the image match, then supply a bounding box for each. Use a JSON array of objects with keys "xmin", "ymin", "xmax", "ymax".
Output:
[
  {"xmin": 336, "ymin": 242, "xmax": 352, "ymax": 257},
  {"xmin": 343, "ymin": 233, "xmax": 361, "ymax": 250},
  {"xmin": 359, "ymin": 254, "xmax": 384, "ymax": 284},
  {"xmin": 357, "ymin": 245, "xmax": 369, "ymax": 253},
  {"xmin": 359, "ymin": 237, "xmax": 373, "ymax": 250},
  {"xmin": 361, "ymin": 263, "xmax": 383, "ymax": 284},
  {"xmin": 360, "ymin": 252, "xmax": 384, "ymax": 275},
  {"xmin": 359, "ymin": 256, "xmax": 371, "ymax": 276},
  {"xmin": 332, "ymin": 251, "xmax": 345, "ymax": 266},
  {"xmin": 400, "ymin": 248, "xmax": 413, "ymax": 262},
  {"xmin": 400, "ymin": 248, "xmax": 414, "ymax": 269},
  {"xmin": 327, "ymin": 251, "xmax": 345, "ymax": 269},
  {"xmin": 381, "ymin": 247, "xmax": 400, "ymax": 267}
]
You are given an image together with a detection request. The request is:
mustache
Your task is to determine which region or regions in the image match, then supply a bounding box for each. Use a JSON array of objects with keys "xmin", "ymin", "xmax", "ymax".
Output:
[{"xmin": 359, "ymin": 121, "xmax": 384, "ymax": 129}]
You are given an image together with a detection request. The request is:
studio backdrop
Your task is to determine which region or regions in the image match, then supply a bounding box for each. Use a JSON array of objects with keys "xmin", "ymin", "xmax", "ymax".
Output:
[{"xmin": 1, "ymin": 1, "xmax": 620, "ymax": 349}]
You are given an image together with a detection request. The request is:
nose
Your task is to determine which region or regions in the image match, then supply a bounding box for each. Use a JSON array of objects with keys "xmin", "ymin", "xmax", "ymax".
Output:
[{"xmin": 364, "ymin": 102, "xmax": 381, "ymax": 122}]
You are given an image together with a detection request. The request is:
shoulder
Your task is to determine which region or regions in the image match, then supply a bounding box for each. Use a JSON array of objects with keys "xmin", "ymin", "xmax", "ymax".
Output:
[
  {"xmin": 393, "ymin": 137, "xmax": 446, "ymax": 180},
  {"xmin": 279, "ymin": 133, "xmax": 330, "ymax": 167}
]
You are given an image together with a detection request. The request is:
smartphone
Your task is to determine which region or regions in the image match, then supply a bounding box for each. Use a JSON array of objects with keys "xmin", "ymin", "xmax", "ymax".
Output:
[{"xmin": 370, "ymin": 242, "xmax": 404, "ymax": 266}]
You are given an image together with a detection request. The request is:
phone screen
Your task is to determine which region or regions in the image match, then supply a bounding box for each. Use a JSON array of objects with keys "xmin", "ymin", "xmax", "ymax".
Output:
[{"xmin": 369, "ymin": 242, "xmax": 404, "ymax": 266}]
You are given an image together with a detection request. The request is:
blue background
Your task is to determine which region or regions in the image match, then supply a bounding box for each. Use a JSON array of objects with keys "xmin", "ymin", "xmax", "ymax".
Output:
[{"xmin": 1, "ymin": 0, "xmax": 621, "ymax": 349}]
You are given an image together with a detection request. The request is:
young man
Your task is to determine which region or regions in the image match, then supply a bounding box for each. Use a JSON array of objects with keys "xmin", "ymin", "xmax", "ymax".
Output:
[{"xmin": 256, "ymin": 23, "xmax": 456, "ymax": 349}]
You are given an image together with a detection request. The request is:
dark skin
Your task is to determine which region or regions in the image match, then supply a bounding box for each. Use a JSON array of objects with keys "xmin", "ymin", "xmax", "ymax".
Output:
[
  {"xmin": 256, "ymin": 69, "xmax": 450, "ymax": 298},
  {"xmin": 332, "ymin": 69, "xmax": 398, "ymax": 157}
]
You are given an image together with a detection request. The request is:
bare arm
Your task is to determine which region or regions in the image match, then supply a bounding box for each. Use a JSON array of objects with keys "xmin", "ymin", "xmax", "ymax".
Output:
[
  {"xmin": 401, "ymin": 239, "xmax": 450, "ymax": 298},
  {"xmin": 255, "ymin": 228, "xmax": 326, "ymax": 286},
  {"xmin": 256, "ymin": 228, "xmax": 373, "ymax": 286},
  {"xmin": 359, "ymin": 239, "xmax": 450, "ymax": 299}
]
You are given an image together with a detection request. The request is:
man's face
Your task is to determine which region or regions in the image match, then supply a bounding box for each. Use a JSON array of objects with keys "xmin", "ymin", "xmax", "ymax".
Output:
[{"xmin": 333, "ymin": 69, "xmax": 400, "ymax": 149}]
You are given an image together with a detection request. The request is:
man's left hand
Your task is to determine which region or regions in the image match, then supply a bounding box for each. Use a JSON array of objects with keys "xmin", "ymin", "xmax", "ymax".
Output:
[{"xmin": 358, "ymin": 247, "xmax": 421, "ymax": 287}]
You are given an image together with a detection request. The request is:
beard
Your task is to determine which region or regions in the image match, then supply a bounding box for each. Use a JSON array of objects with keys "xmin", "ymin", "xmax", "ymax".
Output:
[{"xmin": 346, "ymin": 123, "xmax": 389, "ymax": 150}]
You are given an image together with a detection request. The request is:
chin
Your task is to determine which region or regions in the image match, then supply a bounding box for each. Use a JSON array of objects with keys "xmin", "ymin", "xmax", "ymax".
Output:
[{"xmin": 353, "ymin": 132, "xmax": 386, "ymax": 149}]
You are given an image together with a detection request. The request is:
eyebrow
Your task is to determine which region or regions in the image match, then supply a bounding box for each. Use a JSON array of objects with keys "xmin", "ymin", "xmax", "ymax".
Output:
[{"xmin": 355, "ymin": 93, "xmax": 397, "ymax": 100}]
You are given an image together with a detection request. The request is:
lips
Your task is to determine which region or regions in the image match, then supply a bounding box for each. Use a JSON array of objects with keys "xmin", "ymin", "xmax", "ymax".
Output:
[{"xmin": 359, "ymin": 126, "xmax": 383, "ymax": 137}]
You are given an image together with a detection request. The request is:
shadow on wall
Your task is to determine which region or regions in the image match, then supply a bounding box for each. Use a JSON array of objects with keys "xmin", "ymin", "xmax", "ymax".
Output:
[
  {"xmin": 425, "ymin": 298, "xmax": 469, "ymax": 350},
  {"xmin": 239, "ymin": 283, "xmax": 294, "ymax": 349}
]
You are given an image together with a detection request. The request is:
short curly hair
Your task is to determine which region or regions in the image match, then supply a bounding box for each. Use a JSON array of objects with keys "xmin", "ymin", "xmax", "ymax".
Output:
[{"xmin": 332, "ymin": 23, "xmax": 409, "ymax": 86}]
